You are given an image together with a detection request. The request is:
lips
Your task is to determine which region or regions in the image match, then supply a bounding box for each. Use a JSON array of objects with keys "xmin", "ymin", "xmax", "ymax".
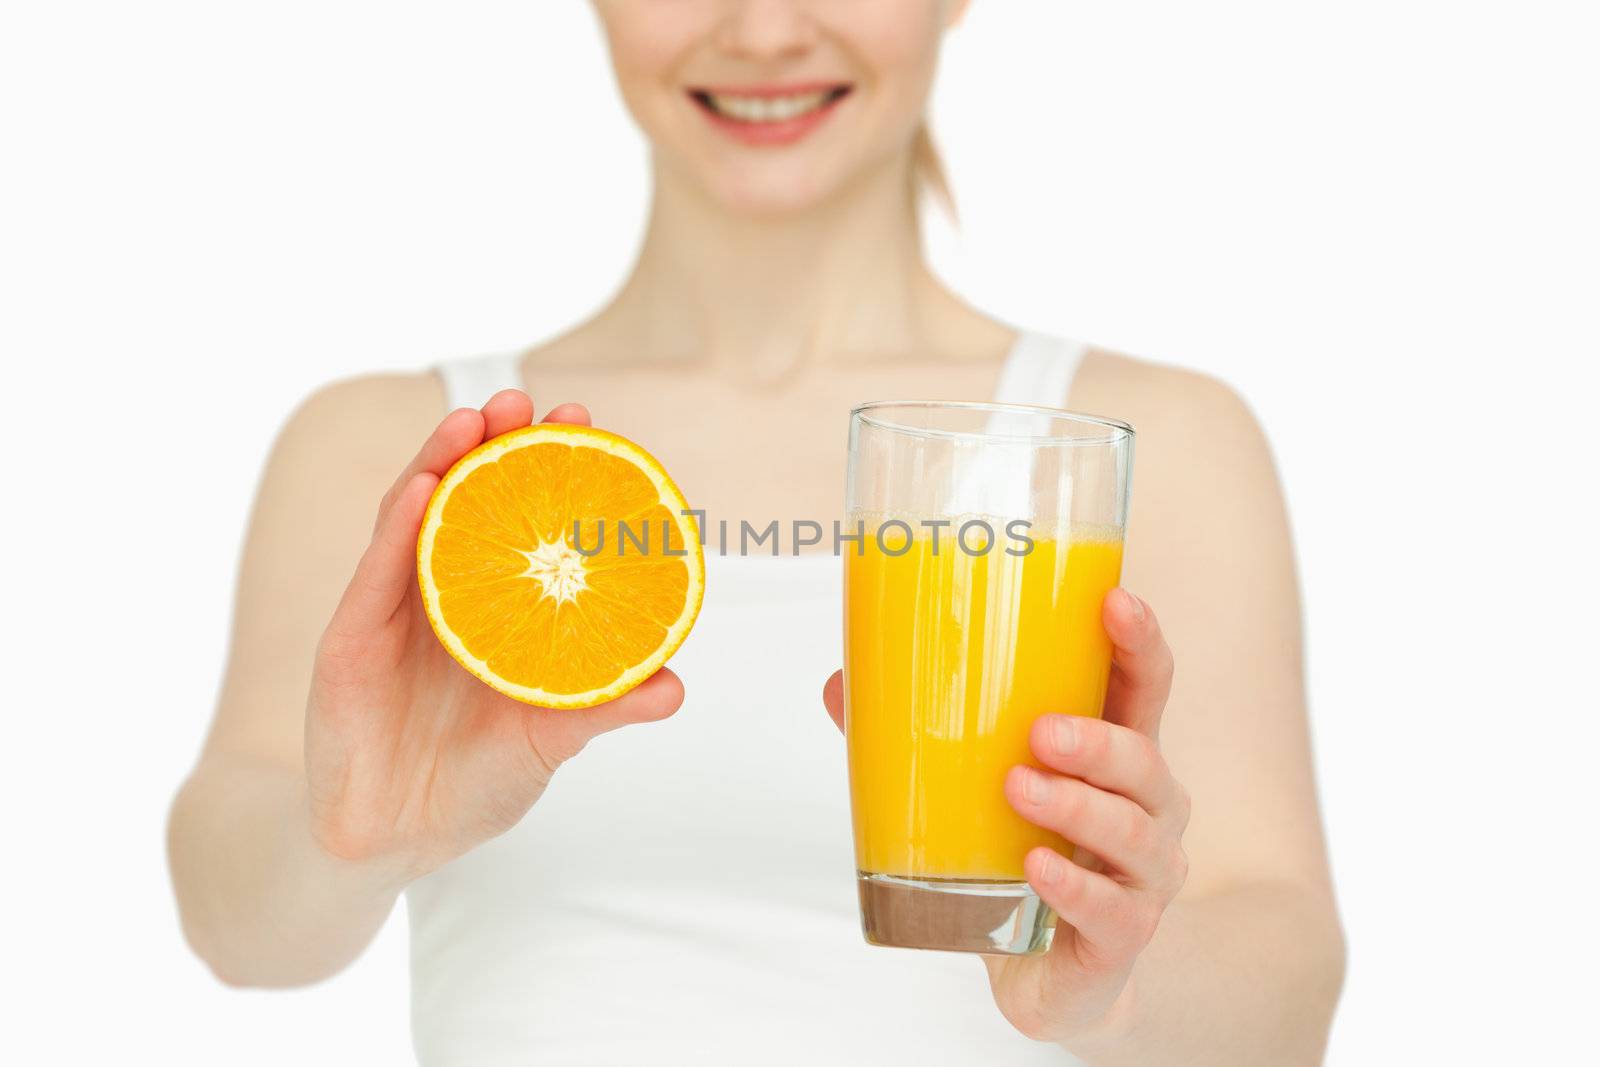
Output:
[{"xmin": 687, "ymin": 83, "xmax": 853, "ymax": 146}]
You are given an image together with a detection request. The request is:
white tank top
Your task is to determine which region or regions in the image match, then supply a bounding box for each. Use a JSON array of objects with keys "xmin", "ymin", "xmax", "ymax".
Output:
[{"xmin": 411, "ymin": 334, "xmax": 1089, "ymax": 1066}]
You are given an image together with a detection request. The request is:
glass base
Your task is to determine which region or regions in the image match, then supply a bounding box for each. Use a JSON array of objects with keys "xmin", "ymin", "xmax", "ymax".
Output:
[{"xmin": 857, "ymin": 871, "xmax": 1056, "ymax": 955}]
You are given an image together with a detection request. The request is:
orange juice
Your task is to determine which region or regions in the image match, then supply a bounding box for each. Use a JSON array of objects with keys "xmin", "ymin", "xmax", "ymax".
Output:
[{"xmin": 844, "ymin": 528, "xmax": 1124, "ymax": 881}]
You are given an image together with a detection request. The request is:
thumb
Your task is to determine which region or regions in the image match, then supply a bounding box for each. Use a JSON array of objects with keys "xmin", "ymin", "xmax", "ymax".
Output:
[
  {"xmin": 1101, "ymin": 587, "xmax": 1175, "ymax": 741},
  {"xmin": 332, "ymin": 471, "xmax": 438, "ymax": 636}
]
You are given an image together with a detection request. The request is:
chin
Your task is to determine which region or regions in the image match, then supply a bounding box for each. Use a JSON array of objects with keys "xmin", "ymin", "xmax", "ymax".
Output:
[
  {"xmin": 691, "ymin": 148, "xmax": 892, "ymax": 218},
  {"xmin": 710, "ymin": 171, "xmax": 841, "ymax": 217}
]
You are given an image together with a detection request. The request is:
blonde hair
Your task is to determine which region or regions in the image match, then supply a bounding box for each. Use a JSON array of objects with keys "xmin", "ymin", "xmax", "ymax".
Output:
[{"xmin": 912, "ymin": 123, "xmax": 955, "ymax": 219}]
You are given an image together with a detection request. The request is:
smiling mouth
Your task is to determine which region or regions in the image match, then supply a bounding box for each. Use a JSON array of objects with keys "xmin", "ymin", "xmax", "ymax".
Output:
[{"xmin": 688, "ymin": 84, "xmax": 853, "ymax": 125}]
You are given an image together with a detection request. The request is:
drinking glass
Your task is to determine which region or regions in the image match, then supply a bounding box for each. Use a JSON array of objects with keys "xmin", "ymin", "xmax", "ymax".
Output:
[{"xmin": 843, "ymin": 400, "xmax": 1134, "ymax": 954}]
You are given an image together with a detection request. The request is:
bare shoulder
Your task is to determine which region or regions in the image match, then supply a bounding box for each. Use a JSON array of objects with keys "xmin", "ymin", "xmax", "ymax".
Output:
[
  {"xmin": 271, "ymin": 370, "xmax": 444, "ymax": 478},
  {"xmin": 211, "ymin": 370, "xmax": 447, "ymax": 762},
  {"xmin": 1073, "ymin": 347, "xmax": 1279, "ymax": 491},
  {"xmin": 1069, "ymin": 346, "xmax": 1291, "ymax": 575},
  {"xmin": 247, "ymin": 366, "xmax": 446, "ymax": 568},
  {"xmin": 246, "ymin": 369, "xmax": 446, "ymax": 618},
  {"xmin": 1074, "ymin": 348, "xmax": 1263, "ymax": 449}
]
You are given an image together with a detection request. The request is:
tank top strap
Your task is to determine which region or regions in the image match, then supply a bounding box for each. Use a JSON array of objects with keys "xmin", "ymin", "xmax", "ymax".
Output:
[
  {"xmin": 960, "ymin": 333, "xmax": 1090, "ymax": 516},
  {"xmin": 434, "ymin": 351, "xmax": 526, "ymax": 411},
  {"xmin": 990, "ymin": 332, "xmax": 1087, "ymax": 409}
]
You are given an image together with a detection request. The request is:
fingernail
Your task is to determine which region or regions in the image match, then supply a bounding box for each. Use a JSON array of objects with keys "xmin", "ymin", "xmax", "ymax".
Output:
[
  {"xmin": 1021, "ymin": 766, "xmax": 1050, "ymax": 804},
  {"xmin": 1122, "ymin": 588, "xmax": 1146, "ymax": 621},
  {"xmin": 1038, "ymin": 850, "xmax": 1065, "ymax": 883},
  {"xmin": 1051, "ymin": 716, "xmax": 1076, "ymax": 756}
]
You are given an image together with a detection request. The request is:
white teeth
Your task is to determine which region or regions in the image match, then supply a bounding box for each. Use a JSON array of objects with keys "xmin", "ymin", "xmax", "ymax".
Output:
[{"xmin": 705, "ymin": 90, "xmax": 832, "ymax": 124}]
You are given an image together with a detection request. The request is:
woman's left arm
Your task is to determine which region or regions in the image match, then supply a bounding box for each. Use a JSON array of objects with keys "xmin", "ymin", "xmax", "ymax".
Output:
[
  {"xmin": 823, "ymin": 366, "xmax": 1344, "ymax": 1064},
  {"xmin": 981, "ymin": 591, "xmax": 1344, "ymax": 1066}
]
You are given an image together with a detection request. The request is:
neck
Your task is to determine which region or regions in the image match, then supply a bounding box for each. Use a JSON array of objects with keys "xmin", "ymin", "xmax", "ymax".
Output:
[{"xmin": 606, "ymin": 150, "xmax": 944, "ymax": 379}]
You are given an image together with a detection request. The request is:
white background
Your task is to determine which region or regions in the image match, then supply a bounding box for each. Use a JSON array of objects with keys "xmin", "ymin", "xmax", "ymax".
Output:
[{"xmin": 4, "ymin": 1, "xmax": 1597, "ymax": 1063}]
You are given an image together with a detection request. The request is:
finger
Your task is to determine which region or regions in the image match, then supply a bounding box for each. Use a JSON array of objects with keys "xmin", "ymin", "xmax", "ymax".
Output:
[
  {"xmin": 1025, "ymin": 847, "xmax": 1159, "ymax": 965},
  {"xmin": 522, "ymin": 668, "xmax": 685, "ymax": 769},
  {"xmin": 572, "ymin": 667, "xmax": 685, "ymax": 732},
  {"xmin": 1006, "ymin": 767, "xmax": 1174, "ymax": 889},
  {"xmin": 1102, "ymin": 588, "xmax": 1175, "ymax": 739},
  {"xmin": 1027, "ymin": 714, "xmax": 1183, "ymax": 819},
  {"xmin": 822, "ymin": 669, "xmax": 844, "ymax": 732},
  {"xmin": 375, "ymin": 407, "xmax": 486, "ymax": 534},
  {"xmin": 540, "ymin": 402, "xmax": 591, "ymax": 427},
  {"xmin": 481, "ymin": 389, "xmax": 534, "ymax": 439},
  {"xmin": 335, "ymin": 470, "xmax": 439, "ymax": 634}
]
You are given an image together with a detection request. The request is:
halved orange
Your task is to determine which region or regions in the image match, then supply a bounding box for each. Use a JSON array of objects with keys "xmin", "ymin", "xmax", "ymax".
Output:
[{"xmin": 416, "ymin": 424, "xmax": 704, "ymax": 708}]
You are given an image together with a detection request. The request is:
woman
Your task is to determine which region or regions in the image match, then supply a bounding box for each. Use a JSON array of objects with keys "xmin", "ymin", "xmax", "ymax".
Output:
[{"xmin": 168, "ymin": 2, "xmax": 1344, "ymax": 1063}]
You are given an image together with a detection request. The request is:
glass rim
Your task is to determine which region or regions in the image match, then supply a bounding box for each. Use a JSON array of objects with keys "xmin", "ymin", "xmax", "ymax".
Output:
[{"xmin": 850, "ymin": 399, "xmax": 1135, "ymax": 446}]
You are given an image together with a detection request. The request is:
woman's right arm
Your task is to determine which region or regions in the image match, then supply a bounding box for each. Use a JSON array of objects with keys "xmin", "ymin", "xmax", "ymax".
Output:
[{"xmin": 168, "ymin": 379, "xmax": 683, "ymax": 987}]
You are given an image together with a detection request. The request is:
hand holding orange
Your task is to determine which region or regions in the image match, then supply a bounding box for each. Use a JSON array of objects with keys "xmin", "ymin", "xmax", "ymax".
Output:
[{"xmin": 304, "ymin": 390, "xmax": 695, "ymax": 877}]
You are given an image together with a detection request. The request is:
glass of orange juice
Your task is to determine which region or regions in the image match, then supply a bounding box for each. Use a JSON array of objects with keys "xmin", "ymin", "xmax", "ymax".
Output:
[{"xmin": 843, "ymin": 400, "xmax": 1134, "ymax": 955}]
